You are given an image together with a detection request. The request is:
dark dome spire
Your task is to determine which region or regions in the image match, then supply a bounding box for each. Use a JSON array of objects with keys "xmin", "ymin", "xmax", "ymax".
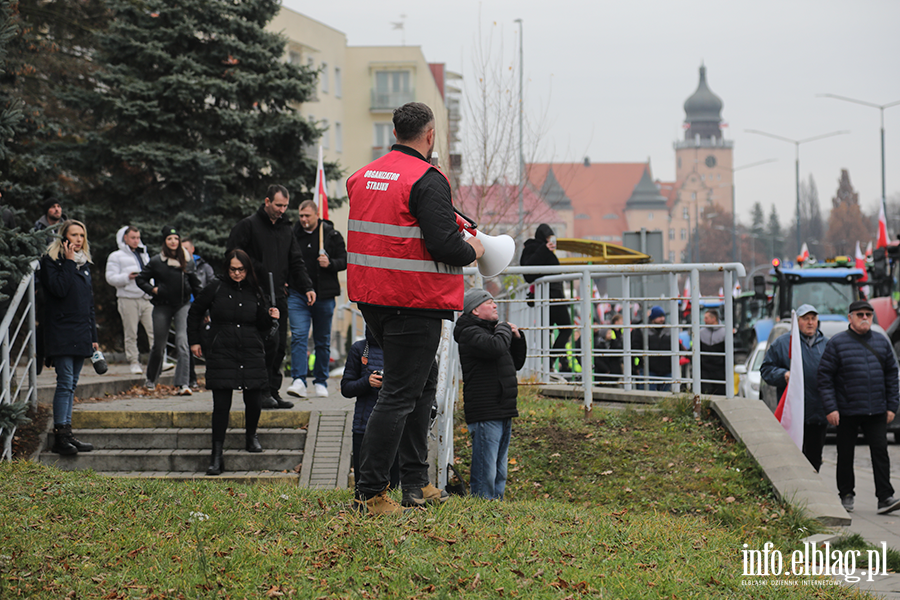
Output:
[{"xmin": 683, "ymin": 64, "xmax": 723, "ymax": 141}]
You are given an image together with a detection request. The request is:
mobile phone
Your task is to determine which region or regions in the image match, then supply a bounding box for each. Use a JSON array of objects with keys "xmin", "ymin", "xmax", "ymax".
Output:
[{"xmin": 373, "ymin": 370, "xmax": 383, "ymax": 377}]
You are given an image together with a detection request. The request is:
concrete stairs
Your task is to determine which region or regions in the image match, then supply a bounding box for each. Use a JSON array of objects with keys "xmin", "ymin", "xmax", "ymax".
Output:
[{"xmin": 39, "ymin": 410, "xmax": 309, "ymax": 484}]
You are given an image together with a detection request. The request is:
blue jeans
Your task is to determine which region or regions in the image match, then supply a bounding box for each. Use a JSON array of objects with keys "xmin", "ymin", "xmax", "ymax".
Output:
[
  {"xmin": 287, "ymin": 290, "xmax": 335, "ymax": 385},
  {"xmin": 469, "ymin": 418, "xmax": 512, "ymax": 500},
  {"xmin": 53, "ymin": 356, "xmax": 84, "ymax": 426},
  {"xmin": 649, "ymin": 372, "xmax": 671, "ymax": 392}
]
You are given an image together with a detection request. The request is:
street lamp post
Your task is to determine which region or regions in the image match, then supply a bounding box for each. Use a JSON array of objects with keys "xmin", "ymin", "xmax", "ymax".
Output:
[
  {"xmin": 514, "ymin": 18, "xmax": 524, "ymax": 244},
  {"xmin": 745, "ymin": 129, "xmax": 849, "ymax": 256},
  {"xmin": 729, "ymin": 159, "xmax": 777, "ymax": 262},
  {"xmin": 818, "ymin": 94, "xmax": 900, "ymax": 205}
]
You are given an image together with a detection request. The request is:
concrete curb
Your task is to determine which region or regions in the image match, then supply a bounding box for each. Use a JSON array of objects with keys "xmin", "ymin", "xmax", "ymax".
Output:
[
  {"xmin": 711, "ymin": 397, "xmax": 850, "ymax": 526},
  {"xmin": 72, "ymin": 410, "xmax": 310, "ymax": 429}
]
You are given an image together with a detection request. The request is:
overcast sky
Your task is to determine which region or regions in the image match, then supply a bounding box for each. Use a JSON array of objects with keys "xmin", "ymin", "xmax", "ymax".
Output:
[{"xmin": 285, "ymin": 0, "xmax": 900, "ymax": 226}]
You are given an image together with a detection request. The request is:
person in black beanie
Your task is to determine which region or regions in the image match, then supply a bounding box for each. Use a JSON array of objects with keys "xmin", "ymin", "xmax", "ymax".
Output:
[{"xmin": 520, "ymin": 224, "xmax": 571, "ymax": 372}]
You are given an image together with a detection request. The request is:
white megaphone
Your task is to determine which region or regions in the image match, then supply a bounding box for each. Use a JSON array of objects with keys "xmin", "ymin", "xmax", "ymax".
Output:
[{"xmin": 455, "ymin": 213, "xmax": 517, "ymax": 278}]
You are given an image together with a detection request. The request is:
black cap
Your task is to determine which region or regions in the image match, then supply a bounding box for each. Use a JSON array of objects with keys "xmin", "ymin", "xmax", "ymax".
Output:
[
  {"xmin": 42, "ymin": 197, "xmax": 61, "ymax": 214},
  {"xmin": 848, "ymin": 300, "xmax": 874, "ymax": 314},
  {"xmin": 161, "ymin": 225, "xmax": 179, "ymax": 239}
]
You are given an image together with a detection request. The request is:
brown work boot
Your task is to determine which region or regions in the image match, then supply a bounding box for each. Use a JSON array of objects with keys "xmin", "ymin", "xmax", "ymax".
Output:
[
  {"xmin": 402, "ymin": 483, "xmax": 450, "ymax": 507},
  {"xmin": 359, "ymin": 489, "xmax": 409, "ymax": 515}
]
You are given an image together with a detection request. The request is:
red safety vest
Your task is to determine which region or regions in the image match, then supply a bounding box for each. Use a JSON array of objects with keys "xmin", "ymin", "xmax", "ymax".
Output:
[{"xmin": 346, "ymin": 150, "xmax": 463, "ymax": 311}]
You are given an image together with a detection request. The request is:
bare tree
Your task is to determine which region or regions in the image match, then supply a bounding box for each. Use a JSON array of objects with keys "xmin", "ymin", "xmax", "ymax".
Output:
[{"xmin": 792, "ymin": 174, "xmax": 825, "ymax": 258}]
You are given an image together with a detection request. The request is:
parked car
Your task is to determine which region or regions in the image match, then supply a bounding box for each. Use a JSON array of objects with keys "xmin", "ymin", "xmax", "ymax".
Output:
[{"xmin": 735, "ymin": 341, "xmax": 767, "ymax": 399}]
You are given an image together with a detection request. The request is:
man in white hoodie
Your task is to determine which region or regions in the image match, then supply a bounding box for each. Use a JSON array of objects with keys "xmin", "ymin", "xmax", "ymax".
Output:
[{"xmin": 106, "ymin": 226, "xmax": 154, "ymax": 374}]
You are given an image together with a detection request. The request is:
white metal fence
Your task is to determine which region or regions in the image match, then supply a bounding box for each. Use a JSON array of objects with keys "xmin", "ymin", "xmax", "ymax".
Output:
[
  {"xmin": 433, "ymin": 262, "xmax": 746, "ymax": 488},
  {"xmin": 0, "ymin": 262, "xmax": 39, "ymax": 461}
]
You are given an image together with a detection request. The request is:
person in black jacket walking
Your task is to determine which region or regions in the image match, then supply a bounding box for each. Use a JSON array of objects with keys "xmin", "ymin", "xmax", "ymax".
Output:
[
  {"xmin": 188, "ymin": 249, "xmax": 279, "ymax": 476},
  {"xmin": 818, "ymin": 299, "xmax": 900, "ymax": 515},
  {"xmin": 454, "ymin": 288, "xmax": 527, "ymax": 500},
  {"xmin": 286, "ymin": 200, "xmax": 347, "ymax": 399},
  {"xmin": 136, "ymin": 226, "xmax": 201, "ymax": 395},
  {"xmin": 227, "ymin": 185, "xmax": 314, "ymax": 409},
  {"xmin": 41, "ymin": 219, "xmax": 97, "ymax": 455},
  {"xmin": 340, "ymin": 328, "xmax": 399, "ymax": 489},
  {"xmin": 520, "ymin": 224, "xmax": 571, "ymax": 372}
]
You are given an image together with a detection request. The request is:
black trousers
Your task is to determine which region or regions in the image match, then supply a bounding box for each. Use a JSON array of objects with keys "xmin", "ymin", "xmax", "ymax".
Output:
[
  {"xmin": 211, "ymin": 388, "xmax": 263, "ymax": 442},
  {"xmin": 263, "ymin": 295, "xmax": 288, "ymax": 397},
  {"xmin": 357, "ymin": 305, "xmax": 442, "ymax": 496},
  {"xmin": 836, "ymin": 413, "xmax": 895, "ymax": 501},
  {"xmin": 803, "ymin": 422, "xmax": 828, "ymax": 473},
  {"xmin": 353, "ymin": 432, "xmax": 400, "ymax": 490},
  {"xmin": 550, "ymin": 304, "xmax": 571, "ymax": 372}
]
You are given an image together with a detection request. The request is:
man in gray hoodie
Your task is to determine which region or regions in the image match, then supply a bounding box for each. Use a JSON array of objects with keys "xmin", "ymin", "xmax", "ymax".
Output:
[{"xmin": 106, "ymin": 225, "xmax": 153, "ymax": 375}]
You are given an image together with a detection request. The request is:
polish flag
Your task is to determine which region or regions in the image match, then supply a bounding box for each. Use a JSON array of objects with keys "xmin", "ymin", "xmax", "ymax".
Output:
[
  {"xmin": 798, "ymin": 242, "xmax": 809, "ymax": 264},
  {"xmin": 877, "ymin": 200, "xmax": 888, "ymax": 249},
  {"xmin": 774, "ymin": 310, "xmax": 804, "ymax": 450},
  {"xmin": 855, "ymin": 241, "xmax": 869, "ymax": 283},
  {"xmin": 314, "ymin": 145, "xmax": 328, "ymax": 221},
  {"xmin": 865, "ymin": 241, "xmax": 873, "ymax": 258},
  {"xmin": 732, "ymin": 281, "xmax": 742, "ymax": 298}
]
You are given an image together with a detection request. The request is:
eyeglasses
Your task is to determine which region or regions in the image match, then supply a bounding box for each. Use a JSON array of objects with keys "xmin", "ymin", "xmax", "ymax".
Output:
[
  {"xmin": 228, "ymin": 266, "xmax": 246, "ymax": 273},
  {"xmin": 852, "ymin": 312, "xmax": 873, "ymax": 319}
]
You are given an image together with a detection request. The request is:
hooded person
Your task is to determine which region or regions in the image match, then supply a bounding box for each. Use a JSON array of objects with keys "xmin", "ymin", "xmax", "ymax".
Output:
[
  {"xmin": 106, "ymin": 225, "xmax": 154, "ymax": 374},
  {"xmin": 520, "ymin": 224, "xmax": 571, "ymax": 371}
]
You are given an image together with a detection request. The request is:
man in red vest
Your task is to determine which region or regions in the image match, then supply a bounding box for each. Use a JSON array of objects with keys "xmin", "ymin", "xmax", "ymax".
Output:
[{"xmin": 347, "ymin": 102, "xmax": 483, "ymax": 515}]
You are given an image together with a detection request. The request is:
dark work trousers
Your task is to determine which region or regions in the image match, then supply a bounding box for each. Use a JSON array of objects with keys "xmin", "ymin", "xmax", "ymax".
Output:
[
  {"xmin": 263, "ymin": 294, "xmax": 288, "ymax": 397},
  {"xmin": 211, "ymin": 388, "xmax": 263, "ymax": 442},
  {"xmin": 836, "ymin": 413, "xmax": 895, "ymax": 501},
  {"xmin": 803, "ymin": 422, "xmax": 828, "ymax": 473},
  {"xmin": 550, "ymin": 304, "xmax": 571, "ymax": 372},
  {"xmin": 357, "ymin": 304, "xmax": 442, "ymax": 496},
  {"xmin": 353, "ymin": 432, "xmax": 400, "ymax": 490}
]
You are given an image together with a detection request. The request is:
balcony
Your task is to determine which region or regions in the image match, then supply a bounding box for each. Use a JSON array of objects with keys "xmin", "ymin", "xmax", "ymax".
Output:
[{"xmin": 371, "ymin": 90, "xmax": 414, "ymax": 112}]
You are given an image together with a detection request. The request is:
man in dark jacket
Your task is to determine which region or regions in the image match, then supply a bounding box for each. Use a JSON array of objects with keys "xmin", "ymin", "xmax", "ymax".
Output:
[
  {"xmin": 454, "ymin": 288, "xmax": 526, "ymax": 500},
  {"xmin": 286, "ymin": 200, "xmax": 347, "ymax": 399},
  {"xmin": 631, "ymin": 305, "xmax": 672, "ymax": 391},
  {"xmin": 760, "ymin": 304, "xmax": 829, "ymax": 472},
  {"xmin": 227, "ymin": 185, "xmax": 315, "ymax": 409},
  {"xmin": 699, "ymin": 309, "xmax": 727, "ymax": 396},
  {"xmin": 520, "ymin": 223, "xmax": 571, "ymax": 372},
  {"xmin": 818, "ymin": 299, "xmax": 900, "ymax": 514}
]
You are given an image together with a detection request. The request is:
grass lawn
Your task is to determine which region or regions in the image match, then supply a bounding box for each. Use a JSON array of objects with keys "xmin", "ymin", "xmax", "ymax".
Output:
[{"xmin": 0, "ymin": 389, "xmax": 879, "ymax": 599}]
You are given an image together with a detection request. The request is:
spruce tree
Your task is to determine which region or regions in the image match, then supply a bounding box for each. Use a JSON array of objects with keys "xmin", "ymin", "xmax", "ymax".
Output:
[
  {"xmin": 766, "ymin": 205, "xmax": 783, "ymax": 261},
  {"xmin": 59, "ymin": 0, "xmax": 327, "ymax": 255}
]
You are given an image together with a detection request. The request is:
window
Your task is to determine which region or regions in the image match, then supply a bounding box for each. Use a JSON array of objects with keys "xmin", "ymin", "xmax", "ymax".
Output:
[
  {"xmin": 321, "ymin": 62, "xmax": 328, "ymax": 94},
  {"xmin": 682, "ymin": 207, "xmax": 689, "ymax": 220},
  {"xmin": 335, "ymin": 67, "xmax": 342, "ymax": 98},
  {"xmin": 289, "ymin": 51, "xmax": 302, "ymax": 65},
  {"xmin": 691, "ymin": 192, "xmax": 697, "ymax": 200},
  {"xmin": 335, "ymin": 122, "xmax": 342, "ymax": 153},
  {"xmin": 668, "ymin": 228, "xmax": 675, "ymax": 240},
  {"xmin": 373, "ymin": 123, "xmax": 396, "ymax": 158},
  {"xmin": 373, "ymin": 70, "xmax": 412, "ymax": 108},
  {"xmin": 668, "ymin": 251, "xmax": 675, "ymax": 263},
  {"xmin": 680, "ymin": 228, "xmax": 687, "ymax": 240},
  {"xmin": 647, "ymin": 212, "xmax": 653, "ymax": 221},
  {"xmin": 681, "ymin": 251, "xmax": 687, "ymax": 262},
  {"xmin": 322, "ymin": 119, "xmax": 329, "ymax": 149}
]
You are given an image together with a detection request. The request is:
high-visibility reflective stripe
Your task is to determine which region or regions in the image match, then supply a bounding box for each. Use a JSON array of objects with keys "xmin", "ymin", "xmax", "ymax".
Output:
[
  {"xmin": 348, "ymin": 219, "xmax": 423, "ymax": 239},
  {"xmin": 349, "ymin": 252, "xmax": 462, "ymax": 275}
]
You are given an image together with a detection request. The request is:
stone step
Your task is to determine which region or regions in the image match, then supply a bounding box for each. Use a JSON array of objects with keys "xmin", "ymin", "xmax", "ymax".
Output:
[
  {"xmin": 46, "ymin": 428, "xmax": 306, "ymax": 451},
  {"xmin": 71, "ymin": 410, "xmax": 310, "ymax": 430},
  {"xmin": 92, "ymin": 471, "xmax": 299, "ymax": 484},
  {"xmin": 38, "ymin": 448, "xmax": 303, "ymax": 473}
]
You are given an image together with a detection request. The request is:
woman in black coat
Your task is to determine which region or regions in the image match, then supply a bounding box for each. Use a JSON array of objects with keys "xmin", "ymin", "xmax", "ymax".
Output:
[
  {"xmin": 188, "ymin": 249, "xmax": 279, "ymax": 476},
  {"xmin": 136, "ymin": 226, "xmax": 201, "ymax": 395},
  {"xmin": 520, "ymin": 223, "xmax": 572, "ymax": 371},
  {"xmin": 40, "ymin": 219, "xmax": 97, "ymax": 455}
]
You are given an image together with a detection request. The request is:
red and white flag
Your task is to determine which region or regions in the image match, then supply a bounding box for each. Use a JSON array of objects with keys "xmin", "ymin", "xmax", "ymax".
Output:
[
  {"xmin": 877, "ymin": 199, "xmax": 889, "ymax": 249},
  {"xmin": 865, "ymin": 241, "xmax": 873, "ymax": 258},
  {"xmin": 314, "ymin": 145, "xmax": 328, "ymax": 221},
  {"xmin": 798, "ymin": 242, "xmax": 809, "ymax": 264},
  {"xmin": 774, "ymin": 310, "xmax": 804, "ymax": 450},
  {"xmin": 855, "ymin": 241, "xmax": 869, "ymax": 283}
]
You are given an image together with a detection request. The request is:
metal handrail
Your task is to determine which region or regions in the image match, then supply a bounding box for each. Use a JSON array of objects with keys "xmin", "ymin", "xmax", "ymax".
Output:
[{"xmin": 1, "ymin": 261, "xmax": 39, "ymax": 461}]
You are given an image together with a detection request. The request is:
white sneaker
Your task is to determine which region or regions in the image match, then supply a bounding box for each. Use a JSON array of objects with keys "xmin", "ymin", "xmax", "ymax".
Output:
[
  {"xmin": 286, "ymin": 378, "xmax": 307, "ymax": 398},
  {"xmin": 314, "ymin": 383, "xmax": 329, "ymax": 397},
  {"xmin": 162, "ymin": 361, "xmax": 176, "ymax": 372},
  {"xmin": 179, "ymin": 385, "xmax": 192, "ymax": 396},
  {"xmin": 130, "ymin": 363, "xmax": 144, "ymax": 375}
]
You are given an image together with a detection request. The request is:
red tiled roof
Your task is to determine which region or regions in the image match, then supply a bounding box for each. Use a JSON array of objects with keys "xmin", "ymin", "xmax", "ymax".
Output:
[
  {"xmin": 455, "ymin": 184, "xmax": 560, "ymax": 234},
  {"xmin": 527, "ymin": 162, "xmax": 648, "ymax": 241},
  {"xmin": 655, "ymin": 180, "xmax": 678, "ymax": 209}
]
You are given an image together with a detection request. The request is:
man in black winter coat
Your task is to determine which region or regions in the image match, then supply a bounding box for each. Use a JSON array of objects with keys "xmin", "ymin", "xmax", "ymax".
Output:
[
  {"xmin": 520, "ymin": 223, "xmax": 571, "ymax": 372},
  {"xmin": 818, "ymin": 299, "xmax": 900, "ymax": 515},
  {"xmin": 454, "ymin": 288, "xmax": 526, "ymax": 500},
  {"xmin": 227, "ymin": 185, "xmax": 315, "ymax": 409}
]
